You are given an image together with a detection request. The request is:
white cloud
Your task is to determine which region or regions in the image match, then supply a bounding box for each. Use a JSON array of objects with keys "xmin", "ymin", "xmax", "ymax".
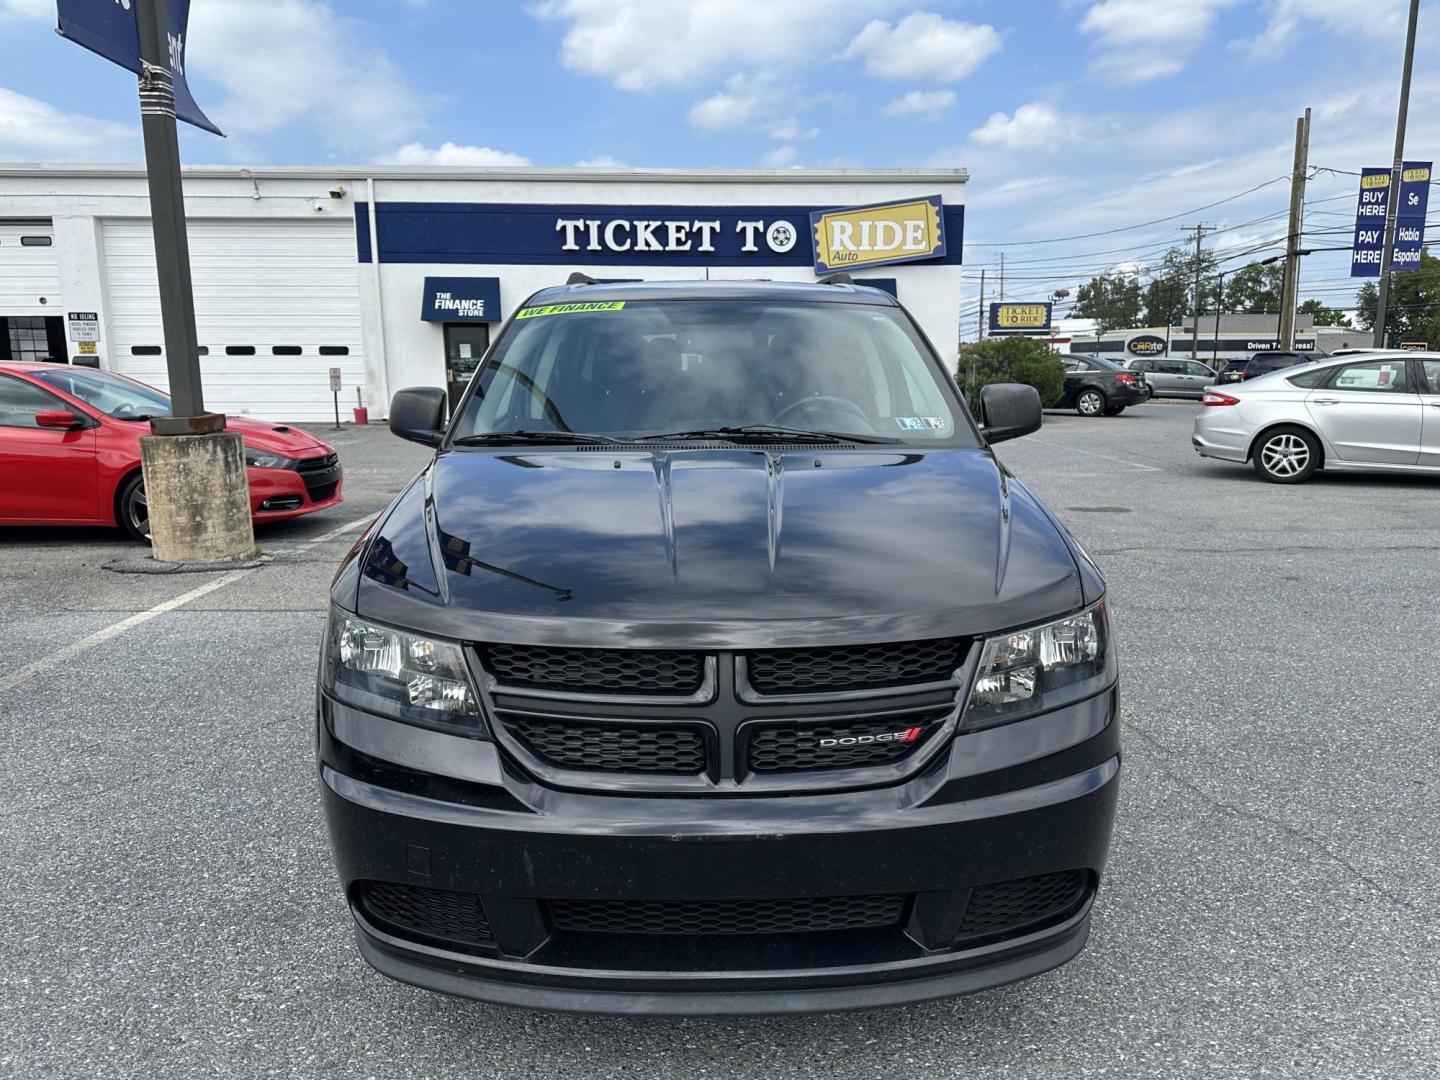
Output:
[
  {"xmin": 0, "ymin": 0, "xmax": 50, "ymax": 18},
  {"xmin": 531, "ymin": 0, "xmax": 897, "ymax": 91},
  {"xmin": 1233, "ymin": 0, "xmax": 1410, "ymax": 57},
  {"xmin": 186, "ymin": 0, "xmax": 429, "ymax": 153},
  {"xmin": 760, "ymin": 144, "xmax": 800, "ymax": 167},
  {"xmin": 377, "ymin": 142, "xmax": 531, "ymax": 167},
  {"xmin": 883, "ymin": 89, "xmax": 956, "ymax": 121},
  {"xmin": 0, "ymin": 86, "xmax": 139, "ymax": 161},
  {"xmin": 969, "ymin": 103, "xmax": 1075, "ymax": 151},
  {"xmin": 573, "ymin": 155, "xmax": 627, "ymax": 167},
  {"xmin": 1078, "ymin": 0, "xmax": 1236, "ymax": 83},
  {"xmin": 843, "ymin": 12, "xmax": 1001, "ymax": 81},
  {"xmin": 687, "ymin": 72, "xmax": 819, "ymax": 140}
]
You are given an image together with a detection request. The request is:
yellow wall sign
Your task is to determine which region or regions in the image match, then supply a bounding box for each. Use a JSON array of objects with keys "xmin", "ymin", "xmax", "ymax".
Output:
[
  {"xmin": 77, "ymin": 340, "xmax": 97, "ymax": 355},
  {"xmin": 989, "ymin": 302, "xmax": 1053, "ymax": 333},
  {"xmin": 810, "ymin": 195, "xmax": 946, "ymax": 273}
]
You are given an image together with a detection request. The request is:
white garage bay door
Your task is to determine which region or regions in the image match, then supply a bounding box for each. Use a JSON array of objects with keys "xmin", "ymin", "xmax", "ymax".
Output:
[
  {"xmin": 0, "ymin": 220, "xmax": 61, "ymax": 315},
  {"xmin": 102, "ymin": 219, "xmax": 364, "ymax": 421}
]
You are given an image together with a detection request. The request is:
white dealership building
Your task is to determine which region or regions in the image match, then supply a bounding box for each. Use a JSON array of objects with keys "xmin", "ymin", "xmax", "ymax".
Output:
[{"xmin": 0, "ymin": 166, "xmax": 968, "ymax": 421}]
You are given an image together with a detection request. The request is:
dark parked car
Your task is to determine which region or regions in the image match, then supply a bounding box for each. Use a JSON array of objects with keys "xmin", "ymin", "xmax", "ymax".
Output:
[
  {"xmin": 318, "ymin": 279, "xmax": 1120, "ymax": 1015},
  {"xmin": 1218, "ymin": 351, "xmax": 1310, "ymax": 384},
  {"xmin": 1058, "ymin": 354, "xmax": 1148, "ymax": 416},
  {"xmin": 1123, "ymin": 357, "xmax": 1216, "ymax": 399}
]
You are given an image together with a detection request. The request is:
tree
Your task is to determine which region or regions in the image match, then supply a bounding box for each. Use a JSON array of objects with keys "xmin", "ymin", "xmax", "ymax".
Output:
[
  {"xmin": 1140, "ymin": 245, "xmax": 1218, "ymax": 326},
  {"xmin": 1356, "ymin": 248, "xmax": 1440, "ymax": 345},
  {"xmin": 1071, "ymin": 272, "xmax": 1142, "ymax": 331},
  {"xmin": 1296, "ymin": 297, "xmax": 1351, "ymax": 327},
  {"xmin": 955, "ymin": 336, "xmax": 1066, "ymax": 419},
  {"xmin": 1224, "ymin": 261, "xmax": 1284, "ymax": 314}
]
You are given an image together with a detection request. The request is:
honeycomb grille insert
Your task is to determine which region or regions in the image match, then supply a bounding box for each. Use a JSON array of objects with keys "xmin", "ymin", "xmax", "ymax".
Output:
[
  {"xmin": 745, "ymin": 639, "xmax": 964, "ymax": 694},
  {"xmin": 746, "ymin": 709, "xmax": 949, "ymax": 773},
  {"xmin": 482, "ymin": 644, "xmax": 705, "ymax": 696},
  {"xmin": 506, "ymin": 715, "xmax": 707, "ymax": 774},
  {"xmin": 956, "ymin": 870, "xmax": 1089, "ymax": 944},
  {"xmin": 357, "ymin": 881, "xmax": 495, "ymax": 949},
  {"xmin": 549, "ymin": 894, "xmax": 906, "ymax": 936}
]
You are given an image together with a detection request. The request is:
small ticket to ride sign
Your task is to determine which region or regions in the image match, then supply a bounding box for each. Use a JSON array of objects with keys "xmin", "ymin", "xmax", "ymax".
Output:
[{"xmin": 989, "ymin": 302, "xmax": 1053, "ymax": 333}]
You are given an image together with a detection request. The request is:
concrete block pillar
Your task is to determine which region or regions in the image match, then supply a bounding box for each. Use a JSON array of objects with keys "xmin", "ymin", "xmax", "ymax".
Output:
[{"xmin": 138, "ymin": 432, "xmax": 255, "ymax": 563}]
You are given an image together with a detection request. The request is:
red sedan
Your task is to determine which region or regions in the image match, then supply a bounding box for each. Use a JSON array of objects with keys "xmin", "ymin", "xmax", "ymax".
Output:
[{"xmin": 0, "ymin": 362, "xmax": 343, "ymax": 541}]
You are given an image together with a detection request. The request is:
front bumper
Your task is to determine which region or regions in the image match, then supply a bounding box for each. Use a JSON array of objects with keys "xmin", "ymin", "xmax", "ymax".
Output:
[
  {"xmin": 248, "ymin": 459, "xmax": 344, "ymax": 521},
  {"xmin": 318, "ymin": 687, "xmax": 1120, "ymax": 1015}
]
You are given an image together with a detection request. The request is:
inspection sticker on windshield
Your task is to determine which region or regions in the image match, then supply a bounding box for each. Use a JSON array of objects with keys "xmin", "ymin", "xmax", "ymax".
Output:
[
  {"xmin": 922, "ymin": 417, "xmax": 948, "ymax": 430},
  {"xmin": 895, "ymin": 416, "xmax": 927, "ymax": 431},
  {"xmin": 515, "ymin": 301, "xmax": 626, "ymax": 319}
]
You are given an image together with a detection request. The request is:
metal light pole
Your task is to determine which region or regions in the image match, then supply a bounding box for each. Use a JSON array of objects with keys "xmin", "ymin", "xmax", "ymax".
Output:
[{"xmin": 1373, "ymin": 0, "xmax": 1421, "ymax": 347}]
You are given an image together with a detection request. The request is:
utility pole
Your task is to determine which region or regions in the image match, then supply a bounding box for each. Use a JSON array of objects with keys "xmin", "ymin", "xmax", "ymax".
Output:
[
  {"xmin": 998, "ymin": 254, "xmax": 1005, "ymax": 303},
  {"xmin": 1213, "ymin": 269, "xmax": 1225, "ymax": 369},
  {"xmin": 1374, "ymin": 0, "xmax": 1421, "ymax": 347},
  {"xmin": 1277, "ymin": 108, "xmax": 1312, "ymax": 350},
  {"xmin": 1181, "ymin": 224, "xmax": 1212, "ymax": 359},
  {"xmin": 976, "ymin": 269, "xmax": 986, "ymax": 342}
]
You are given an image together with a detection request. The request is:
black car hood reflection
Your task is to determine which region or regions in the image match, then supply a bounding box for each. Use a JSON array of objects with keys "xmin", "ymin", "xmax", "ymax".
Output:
[{"xmin": 352, "ymin": 446, "xmax": 1085, "ymax": 649}]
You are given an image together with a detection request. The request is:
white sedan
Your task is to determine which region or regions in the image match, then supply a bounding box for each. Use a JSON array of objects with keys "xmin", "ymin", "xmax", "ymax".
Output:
[{"xmin": 1192, "ymin": 350, "xmax": 1440, "ymax": 483}]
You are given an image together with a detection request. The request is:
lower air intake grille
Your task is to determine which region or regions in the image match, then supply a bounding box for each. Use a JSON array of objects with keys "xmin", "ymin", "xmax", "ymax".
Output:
[
  {"xmin": 507, "ymin": 715, "xmax": 707, "ymax": 774},
  {"xmin": 549, "ymin": 894, "xmax": 906, "ymax": 936},
  {"xmin": 746, "ymin": 709, "xmax": 949, "ymax": 773},
  {"xmin": 956, "ymin": 870, "xmax": 1089, "ymax": 944},
  {"xmin": 482, "ymin": 644, "xmax": 705, "ymax": 695},
  {"xmin": 745, "ymin": 638, "xmax": 964, "ymax": 694},
  {"xmin": 357, "ymin": 881, "xmax": 495, "ymax": 949}
]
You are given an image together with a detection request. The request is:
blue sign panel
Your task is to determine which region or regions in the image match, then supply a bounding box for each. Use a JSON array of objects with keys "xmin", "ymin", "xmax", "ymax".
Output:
[
  {"xmin": 1394, "ymin": 161, "xmax": 1431, "ymax": 273},
  {"xmin": 357, "ymin": 202, "xmax": 964, "ymax": 268},
  {"xmin": 988, "ymin": 302, "xmax": 1053, "ymax": 334},
  {"xmin": 57, "ymin": 0, "xmax": 222, "ymax": 135},
  {"xmin": 420, "ymin": 276, "xmax": 502, "ymax": 322},
  {"xmin": 1351, "ymin": 167, "xmax": 1391, "ymax": 277}
]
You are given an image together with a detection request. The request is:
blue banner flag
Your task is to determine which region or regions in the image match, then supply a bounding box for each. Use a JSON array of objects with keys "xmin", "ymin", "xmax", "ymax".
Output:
[
  {"xmin": 1393, "ymin": 161, "xmax": 1431, "ymax": 273},
  {"xmin": 1350, "ymin": 168, "xmax": 1390, "ymax": 277},
  {"xmin": 57, "ymin": 0, "xmax": 223, "ymax": 136}
]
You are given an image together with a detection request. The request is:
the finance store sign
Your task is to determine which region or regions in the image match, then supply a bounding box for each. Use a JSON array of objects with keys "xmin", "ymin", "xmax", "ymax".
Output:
[{"xmin": 358, "ymin": 196, "xmax": 962, "ymax": 276}]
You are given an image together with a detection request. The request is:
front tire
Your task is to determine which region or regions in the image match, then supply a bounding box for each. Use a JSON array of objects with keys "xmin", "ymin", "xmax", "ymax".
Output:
[
  {"xmin": 1104, "ymin": 405, "xmax": 1127, "ymax": 416},
  {"xmin": 1252, "ymin": 427, "xmax": 1320, "ymax": 484},
  {"xmin": 116, "ymin": 471, "xmax": 150, "ymax": 542},
  {"xmin": 1076, "ymin": 388, "xmax": 1106, "ymax": 417}
]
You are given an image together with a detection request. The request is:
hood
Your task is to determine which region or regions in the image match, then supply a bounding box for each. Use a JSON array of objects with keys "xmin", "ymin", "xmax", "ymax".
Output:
[
  {"xmin": 226, "ymin": 416, "xmax": 329, "ymax": 455},
  {"xmin": 350, "ymin": 447, "xmax": 1085, "ymax": 649}
]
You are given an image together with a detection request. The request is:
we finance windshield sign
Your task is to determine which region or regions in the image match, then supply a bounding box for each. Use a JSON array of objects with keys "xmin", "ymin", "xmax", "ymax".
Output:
[{"xmin": 358, "ymin": 199, "xmax": 964, "ymax": 271}]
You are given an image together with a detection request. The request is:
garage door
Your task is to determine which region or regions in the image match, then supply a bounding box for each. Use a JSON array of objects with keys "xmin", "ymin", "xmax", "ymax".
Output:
[
  {"xmin": 0, "ymin": 220, "xmax": 61, "ymax": 315},
  {"xmin": 101, "ymin": 219, "xmax": 365, "ymax": 421}
]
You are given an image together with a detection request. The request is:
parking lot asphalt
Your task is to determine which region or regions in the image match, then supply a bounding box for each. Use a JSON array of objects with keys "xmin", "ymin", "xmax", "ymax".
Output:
[{"xmin": 2, "ymin": 402, "xmax": 1437, "ymax": 1080}]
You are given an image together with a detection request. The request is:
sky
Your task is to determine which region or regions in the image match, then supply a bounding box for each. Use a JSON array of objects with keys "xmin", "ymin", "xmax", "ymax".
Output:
[{"xmin": 1, "ymin": 0, "xmax": 1437, "ymax": 330}]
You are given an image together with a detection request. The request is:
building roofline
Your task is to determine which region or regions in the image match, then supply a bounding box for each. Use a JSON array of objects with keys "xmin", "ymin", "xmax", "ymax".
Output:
[{"xmin": 0, "ymin": 163, "xmax": 969, "ymax": 184}]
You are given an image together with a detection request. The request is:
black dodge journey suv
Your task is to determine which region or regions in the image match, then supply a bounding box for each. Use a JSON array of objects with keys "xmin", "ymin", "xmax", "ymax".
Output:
[{"xmin": 318, "ymin": 278, "xmax": 1120, "ymax": 1014}]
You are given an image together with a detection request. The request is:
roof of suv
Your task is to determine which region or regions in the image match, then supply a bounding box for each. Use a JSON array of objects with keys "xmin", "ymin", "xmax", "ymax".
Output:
[{"xmin": 523, "ymin": 278, "xmax": 902, "ymax": 307}]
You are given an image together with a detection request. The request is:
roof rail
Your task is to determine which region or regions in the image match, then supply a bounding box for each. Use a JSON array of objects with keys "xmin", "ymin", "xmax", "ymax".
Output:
[
  {"xmin": 566, "ymin": 271, "xmax": 600, "ymax": 286},
  {"xmin": 818, "ymin": 273, "xmax": 853, "ymax": 286}
]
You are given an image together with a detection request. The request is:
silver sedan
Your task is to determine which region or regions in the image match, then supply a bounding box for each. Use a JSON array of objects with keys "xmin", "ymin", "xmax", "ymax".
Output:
[{"xmin": 1192, "ymin": 350, "xmax": 1440, "ymax": 483}]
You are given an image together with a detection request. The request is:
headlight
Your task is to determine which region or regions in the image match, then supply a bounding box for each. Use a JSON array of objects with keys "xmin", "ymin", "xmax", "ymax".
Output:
[
  {"xmin": 322, "ymin": 608, "xmax": 486, "ymax": 737},
  {"xmin": 245, "ymin": 448, "xmax": 294, "ymax": 469},
  {"xmin": 965, "ymin": 601, "xmax": 1113, "ymax": 729}
]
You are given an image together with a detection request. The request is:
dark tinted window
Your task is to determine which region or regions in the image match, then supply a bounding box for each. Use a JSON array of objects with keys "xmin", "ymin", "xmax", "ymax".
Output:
[
  {"xmin": 1422, "ymin": 360, "xmax": 1440, "ymax": 393},
  {"xmin": 271, "ymin": 345, "xmax": 302, "ymax": 356},
  {"xmin": 226, "ymin": 345, "xmax": 256, "ymax": 356},
  {"xmin": 1287, "ymin": 366, "xmax": 1332, "ymax": 388},
  {"xmin": 319, "ymin": 345, "xmax": 350, "ymax": 356}
]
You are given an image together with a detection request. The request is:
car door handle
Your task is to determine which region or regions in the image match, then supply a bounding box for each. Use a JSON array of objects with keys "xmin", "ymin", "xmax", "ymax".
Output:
[{"xmin": 1313, "ymin": 398, "xmax": 1340, "ymax": 406}]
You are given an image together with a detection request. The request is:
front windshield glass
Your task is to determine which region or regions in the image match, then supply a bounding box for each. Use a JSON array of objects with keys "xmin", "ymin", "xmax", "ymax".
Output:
[
  {"xmin": 452, "ymin": 299, "xmax": 975, "ymax": 446},
  {"xmin": 33, "ymin": 367, "xmax": 172, "ymax": 419}
]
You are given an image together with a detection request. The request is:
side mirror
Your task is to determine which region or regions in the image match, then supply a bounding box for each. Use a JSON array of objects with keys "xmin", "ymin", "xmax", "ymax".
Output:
[
  {"xmin": 389, "ymin": 386, "xmax": 447, "ymax": 446},
  {"xmin": 35, "ymin": 409, "xmax": 84, "ymax": 430},
  {"xmin": 979, "ymin": 383, "xmax": 1042, "ymax": 444}
]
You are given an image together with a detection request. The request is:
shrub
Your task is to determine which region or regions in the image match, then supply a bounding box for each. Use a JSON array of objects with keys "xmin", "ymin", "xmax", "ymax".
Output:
[{"xmin": 955, "ymin": 337, "xmax": 1066, "ymax": 419}]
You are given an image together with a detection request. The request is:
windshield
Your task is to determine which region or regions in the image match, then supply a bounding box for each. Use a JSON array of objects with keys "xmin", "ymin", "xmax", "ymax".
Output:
[
  {"xmin": 33, "ymin": 367, "xmax": 172, "ymax": 419},
  {"xmin": 451, "ymin": 299, "xmax": 975, "ymax": 446}
]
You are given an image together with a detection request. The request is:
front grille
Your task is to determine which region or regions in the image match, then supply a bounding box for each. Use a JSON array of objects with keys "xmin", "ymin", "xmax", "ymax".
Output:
[
  {"xmin": 506, "ymin": 715, "xmax": 707, "ymax": 774},
  {"xmin": 745, "ymin": 708, "xmax": 950, "ymax": 773},
  {"xmin": 482, "ymin": 644, "xmax": 705, "ymax": 696},
  {"xmin": 356, "ymin": 881, "xmax": 495, "ymax": 949},
  {"xmin": 745, "ymin": 638, "xmax": 964, "ymax": 694},
  {"xmin": 297, "ymin": 452, "xmax": 339, "ymax": 474},
  {"xmin": 955, "ymin": 870, "xmax": 1089, "ymax": 944},
  {"xmin": 549, "ymin": 894, "xmax": 906, "ymax": 936},
  {"xmin": 305, "ymin": 481, "xmax": 339, "ymax": 502}
]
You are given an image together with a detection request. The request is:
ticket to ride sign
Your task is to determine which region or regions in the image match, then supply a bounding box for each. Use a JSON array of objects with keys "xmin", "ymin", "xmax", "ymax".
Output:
[
  {"xmin": 989, "ymin": 302, "xmax": 1053, "ymax": 334},
  {"xmin": 810, "ymin": 195, "xmax": 947, "ymax": 274}
]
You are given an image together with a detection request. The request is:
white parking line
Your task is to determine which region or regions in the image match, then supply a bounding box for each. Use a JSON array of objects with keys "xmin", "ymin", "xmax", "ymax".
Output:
[
  {"xmin": 1023, "ymin": 438, "xmax": 1164, "ymax": 472},
  {"xmin": 0, "ymin": 569, "xmax": 251, "ymax": 695}
]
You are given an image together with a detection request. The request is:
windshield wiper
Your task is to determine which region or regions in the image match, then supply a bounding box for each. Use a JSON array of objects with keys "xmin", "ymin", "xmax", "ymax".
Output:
[
  {"xmin": 113, "ymin": 413, "xmax": 165, "ymax": 422},
  {"xmin": 451, "ymin": 430, "xmax": 624, "ymax": 447},
  {"xmin": 634, "ymin": 425, "xmax": 897, "ymax": 445}
]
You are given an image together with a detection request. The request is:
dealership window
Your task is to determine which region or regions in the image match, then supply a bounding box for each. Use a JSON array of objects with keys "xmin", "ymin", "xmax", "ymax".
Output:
[
  {"xmin": 19, "ymin": 235, "xmax": 52, "ymax": 246},
  {"xmin": 0, "ymin": 374, "xmax": 64, "ymax": 427},
  {"xmin": 226, "ymin": 345, "xmax": 256, "ymax": 356},
  {"xmin": 272, "ymin": 345, "xmax": 302, "ymax": 356},
  {"xmin": 5, "ymin": 316, "xmax": 62, "ymax": 362},
  {"xmin": 130, "ymin": 345, "xmax": 161, "ymax": 356},
  {"xmin": 319, "ymin": 346, "xmax": 349, "ymax": 356}
]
